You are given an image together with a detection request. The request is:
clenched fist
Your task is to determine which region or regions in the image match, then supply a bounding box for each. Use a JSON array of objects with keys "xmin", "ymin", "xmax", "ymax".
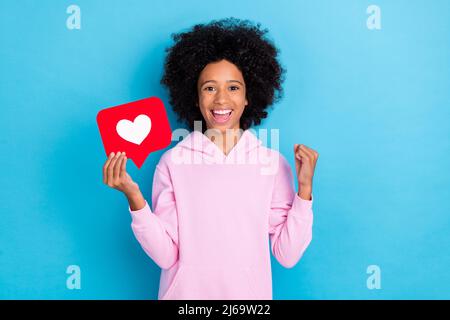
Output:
[{"xmin": 294, "ymin": 144, "xmax": 319, "ymax": 200}]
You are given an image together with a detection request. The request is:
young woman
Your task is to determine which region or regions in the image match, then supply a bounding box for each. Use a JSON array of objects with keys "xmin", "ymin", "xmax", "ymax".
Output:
[{"xmin": 103, "ymin": 18, "xmax": 319, "ymax": 300}]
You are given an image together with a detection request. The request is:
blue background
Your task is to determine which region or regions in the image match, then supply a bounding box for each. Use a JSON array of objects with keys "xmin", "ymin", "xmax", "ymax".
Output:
[{"xmin": 1, "ymin": 0, "xmax": 449, "ymax": 299}]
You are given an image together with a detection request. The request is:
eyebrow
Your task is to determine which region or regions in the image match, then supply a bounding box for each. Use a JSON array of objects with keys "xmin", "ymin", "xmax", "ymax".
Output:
[{"xmin": 200, "ymin": 80, "xmax": 244, "ymax": 87}]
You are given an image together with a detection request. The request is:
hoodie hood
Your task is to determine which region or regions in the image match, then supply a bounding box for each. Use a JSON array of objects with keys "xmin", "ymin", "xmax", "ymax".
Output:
[{"xmin": 176, "ymin": 129, "xmax": 262, "ymax": 158}]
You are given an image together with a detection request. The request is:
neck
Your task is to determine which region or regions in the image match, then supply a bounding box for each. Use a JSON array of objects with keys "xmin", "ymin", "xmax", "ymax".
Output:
[{"xmin": 205, "ymin": 127, "xmax": 244, "ymax": 155}]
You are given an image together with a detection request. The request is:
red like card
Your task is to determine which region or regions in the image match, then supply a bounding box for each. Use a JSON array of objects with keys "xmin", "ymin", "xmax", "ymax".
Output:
[{"xmin": 97, "ymin": 97, "xmax": 172, "ymax": 168}]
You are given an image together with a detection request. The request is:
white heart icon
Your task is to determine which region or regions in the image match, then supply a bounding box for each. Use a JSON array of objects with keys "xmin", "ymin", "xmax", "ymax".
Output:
[{"xmin": 116, "ymin": 114, "xmax": 151, "ymax": 145}]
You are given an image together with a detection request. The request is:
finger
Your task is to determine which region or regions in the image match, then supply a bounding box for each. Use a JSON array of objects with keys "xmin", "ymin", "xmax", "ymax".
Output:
[
  {"xmin": 295, "ymin": 144, "xmax": 308, "ymax": 159},
  {"xmin": 297, "ymin": 147, "xmax": 312, "ymax": 162},
  {"xmin": 114, "ymin": 153, "xmax": 124, "ymax": 181},
  {"xmin": 120, "ymin": 154, "xmax": 127, "ymax": 178},
  {"xmin": 301, "ymin": 145, "xmax": 319, "ymax": 158},
  {"xmin": 299, "ymin": 145, "xmax": 314, "ymax": 159},
  {"xmin": 108, "ymin": 152, "xmax": 121, "ymax": 184},
  {"xmin": 103, "ymin": 152, "xmax": 115, "ymax": 184},
  {"xmin": 294, "ymin": 144, "xmax": 300, "ymax": 159}
]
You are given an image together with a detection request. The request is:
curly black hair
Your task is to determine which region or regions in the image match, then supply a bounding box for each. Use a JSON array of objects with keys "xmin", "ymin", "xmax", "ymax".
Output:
[{"xmin": 160, "ymin": 17, "xmax": 286, "ymax": 131}]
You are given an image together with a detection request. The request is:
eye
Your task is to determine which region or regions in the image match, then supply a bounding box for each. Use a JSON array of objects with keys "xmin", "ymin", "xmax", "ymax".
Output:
[
  {"xmin": 229, "ymin": 86, "xmax": 240, "ymax": 91},
  {"xmin": 203, "ymin": 86, "xmax": 215, "ymax": 91}
]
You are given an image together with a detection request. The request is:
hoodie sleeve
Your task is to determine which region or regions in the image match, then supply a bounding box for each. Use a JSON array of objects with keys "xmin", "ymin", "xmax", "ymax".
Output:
[
  {"xmin": 128, "ymin": 162, "xmax": 178, "ymax": 270},
  {"xmin": 269, "ymin": 154, "xmax": 314, "ymax": 268}
]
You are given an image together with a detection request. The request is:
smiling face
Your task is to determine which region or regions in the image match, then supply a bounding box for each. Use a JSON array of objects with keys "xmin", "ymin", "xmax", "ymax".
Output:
[{"xmin": 197, "ymin": 59, "xmax": 248, "ymax": 133}]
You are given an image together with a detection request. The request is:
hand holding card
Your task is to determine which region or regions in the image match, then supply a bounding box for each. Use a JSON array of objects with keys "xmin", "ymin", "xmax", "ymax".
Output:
[
  {"xmin": 102, "ymin": 151, "xmax": 141, "ymax": 200},
  {"xmin": 97, "ymin": 97, "xmax": 172, "ymax": 207}
]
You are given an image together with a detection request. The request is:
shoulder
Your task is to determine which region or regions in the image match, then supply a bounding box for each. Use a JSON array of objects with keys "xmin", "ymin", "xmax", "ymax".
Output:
[
  {"xmin": 155, "ymin": 130, "xmax": 194, "ymax": 169},
  {"xmin": 251, "ymin": 143, "xmax": 291, "ymax": 177},
  {"xmin": 257, "ymin": 144, "xmax": 289, "ymax": 165},
  {"xmin": 156, "ymin": 145, "xmax": 178, "ymax": 170}
]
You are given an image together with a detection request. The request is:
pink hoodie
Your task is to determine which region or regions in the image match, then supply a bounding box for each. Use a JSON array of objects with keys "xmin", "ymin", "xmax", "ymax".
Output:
[{"xmin": 128, "ymin": 129, "xmax": 314, "ymax": 300}]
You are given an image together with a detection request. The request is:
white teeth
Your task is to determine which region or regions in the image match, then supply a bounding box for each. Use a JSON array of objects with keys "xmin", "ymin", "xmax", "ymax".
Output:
[{"xmin": 212, "ymin": 109, "xmax": 232, "ymax": 115}]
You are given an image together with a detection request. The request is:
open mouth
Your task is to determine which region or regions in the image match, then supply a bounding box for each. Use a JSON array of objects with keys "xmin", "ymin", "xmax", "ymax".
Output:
[{"xmin": 211, "ymin": 109, "xmax": 233, "ymax": 124}]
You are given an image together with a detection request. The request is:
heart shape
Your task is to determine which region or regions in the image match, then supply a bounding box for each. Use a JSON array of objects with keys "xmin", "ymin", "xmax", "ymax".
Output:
[{"xmin": 116, "ymin": 114, "xmax": 151, "ymax": 145}]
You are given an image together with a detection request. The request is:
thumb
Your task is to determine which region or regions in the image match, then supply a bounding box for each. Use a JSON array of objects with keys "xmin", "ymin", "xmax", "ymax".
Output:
[{"xmin": 294, "ymin": 144, "xmax": 301, "ymax": 161}]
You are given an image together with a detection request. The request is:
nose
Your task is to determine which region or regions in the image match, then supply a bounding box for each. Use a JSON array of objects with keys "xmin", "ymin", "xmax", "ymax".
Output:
[{"xmin": 213, "ymin": 87, "xmax": 228, "ymax": 105}]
